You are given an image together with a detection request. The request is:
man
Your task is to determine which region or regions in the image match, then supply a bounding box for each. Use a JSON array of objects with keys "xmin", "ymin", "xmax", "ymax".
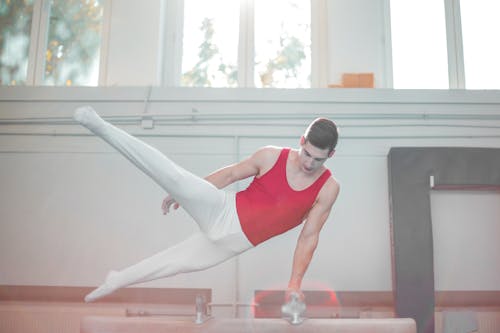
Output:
[{"xmin": 74, "ymin": 106, "xmax": 340, "ymax": 303}]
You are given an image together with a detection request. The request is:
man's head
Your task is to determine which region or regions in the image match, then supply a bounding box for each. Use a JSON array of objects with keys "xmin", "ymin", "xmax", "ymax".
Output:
[
  {"xmin": 298, "ymin": 118, "xmax": 338, "ymax": 174},
  {"xmin": 303, "ymin": 118, "xmax": 338, "ymax": 154}
]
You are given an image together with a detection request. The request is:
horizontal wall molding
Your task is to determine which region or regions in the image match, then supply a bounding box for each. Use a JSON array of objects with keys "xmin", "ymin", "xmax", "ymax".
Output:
[
  {"xmin": 2, "ymin": 88, "xmax": 500, "ymax": 124},
  {"xmin": 2, "ymin": 87, "xmax": 500, "ymax": 104}
]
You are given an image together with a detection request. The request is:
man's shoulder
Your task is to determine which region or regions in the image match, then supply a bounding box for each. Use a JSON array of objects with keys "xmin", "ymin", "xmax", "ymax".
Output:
[
  {"xmin": 258, "ymin": 145, "xmax": 283, "ymax": 154},
  {"xmin": 319, "ymin": 174, "xmax": 340, "ymax": 204},
  {"xmin": 254, "ymin": 146, "xmax": 283, "ymax": 161},
  {"xmin": 251, "ymin": 146, "xmax": 284, "ymax": 172},
  {"xmin": 325, "ymin": 173, "xmax": 340, "ymax": 191}
]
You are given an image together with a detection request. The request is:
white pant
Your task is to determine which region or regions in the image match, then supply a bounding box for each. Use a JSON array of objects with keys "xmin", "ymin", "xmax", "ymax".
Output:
[{"xmin": 74, "ymin": 106, "xmax": 253, "ymax": 301}]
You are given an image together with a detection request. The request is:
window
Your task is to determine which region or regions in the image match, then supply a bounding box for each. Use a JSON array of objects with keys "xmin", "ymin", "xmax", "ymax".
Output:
[
  {"xmin": 44, "ymin": 0, "xmax": 104, "ymax": 86},
  {"xmin": 0, "ymin": 0, "xmax": 105, "ymax": 86},
  {"xmin": 254, "ymin": 0, "xmax": 310, "ymax": 88},
  {"xmin": 181, "ymin": 0, "xmax": 311, "ymax": 88},
  {"xmin": 460, "ymin": 0, "xmax": 500, "ymax": 89},
  {"xmin": 390, "ymin": 0, "xmax": 500, "ymax": 90},
  {"xmin": 389, "ymin": 0, "xmax": 449, "ymax": 89},
  {"xmin": 181, "ymin": 0, "xmax": 239, "ymax": 87},
  {"xmin": 0, "ymin": 0, "xmax": 34, "ymax": 85}
]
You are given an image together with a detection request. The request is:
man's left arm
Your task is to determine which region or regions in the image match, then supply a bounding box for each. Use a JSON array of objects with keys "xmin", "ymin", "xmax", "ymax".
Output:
[{"xmin": 287, "ymin": 179, "xmax": 340, "ymax": 300}]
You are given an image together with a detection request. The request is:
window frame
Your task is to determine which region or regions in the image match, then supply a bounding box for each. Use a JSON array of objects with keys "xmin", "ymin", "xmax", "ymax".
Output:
[{"xmin": 444, "ymin": 0, "xmax": 465, "ymax": 89}]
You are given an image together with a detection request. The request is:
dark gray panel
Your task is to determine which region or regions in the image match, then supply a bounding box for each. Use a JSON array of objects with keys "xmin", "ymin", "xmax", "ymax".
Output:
[{"xmin": 388, "ymin": 147, "xmax": 500, "ymax": 333}]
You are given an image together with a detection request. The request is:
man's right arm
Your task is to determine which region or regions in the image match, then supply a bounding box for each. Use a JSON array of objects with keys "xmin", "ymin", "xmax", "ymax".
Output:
[
  {"xmin": 162, "ymin": 146, "xmax": 277, "ymax": 214},
  {"xmin": 205, "ymin": 145, "xmax": 280, "ymax": 188},
  {"xmin": 204, "ymin": 150, "xmax": 263, "ymax": 189}
]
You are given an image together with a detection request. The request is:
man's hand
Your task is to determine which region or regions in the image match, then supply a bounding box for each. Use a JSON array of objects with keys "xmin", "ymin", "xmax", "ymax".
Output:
[
  {"xmin": 282, "ymin": 288, "xmax": 306, "ymax": 325},
  {"xmin": 161, "ymin": 195, "xmax": 179, "ymax": 214},
  {"xmin": 285, "ymin": 288, "xmax": 305, "ymax": 303}
]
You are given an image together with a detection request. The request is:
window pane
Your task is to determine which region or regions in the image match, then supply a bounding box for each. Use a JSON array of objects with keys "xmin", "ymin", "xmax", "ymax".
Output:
[
  {"xmin": 181, "ymin": 0, "xmax": 239, "ymax": 87},
  {"xmin": 460, "ymin": 0, "xmax": 500, "ymax": 89},
  {"xmin": 390, "ymin": 0, "xmax": 448, "ymax": 89},
  {"xmin": 44, "ymin": 0, "xmax": 103, "ymax": 86},
  {"xmin": 0, "ymin": 0, "xmax": 34, "ymax": 86},
  {"xmin": 254, "ymin": 0, "xmax": 311, "ymax": 88}
]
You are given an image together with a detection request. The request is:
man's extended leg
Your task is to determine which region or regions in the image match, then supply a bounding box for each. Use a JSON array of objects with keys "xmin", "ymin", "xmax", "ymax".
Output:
[
  {"xmin": 85, "ymin": 231, "xmax": 250, "ymax": 302},
  {"xmin": 74, "ymin": 106, "xmax": 254, "ymax": 302},
  {"xmin": 74, "ymin": 106, "xmax": 225, "ymax": 235}
]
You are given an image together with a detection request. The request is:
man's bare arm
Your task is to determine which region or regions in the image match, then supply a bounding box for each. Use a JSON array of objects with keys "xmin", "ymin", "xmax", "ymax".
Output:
[
  {"xmin": 162, "ymin": 146, "xmax": 279, "ymax": 214},
  {"xmin": 287, "ymin": 179, "xmax": 340, "ymax": 299}
]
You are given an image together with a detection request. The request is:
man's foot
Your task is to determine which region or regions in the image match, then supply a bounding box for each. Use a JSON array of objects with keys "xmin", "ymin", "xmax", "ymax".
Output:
[
  {"xmin": 84, "ymin": 283, "xmax": 117, "ymax": 302},
  {"xmin": 84, "ymin": 270, "xmax": 120, "ymax": 302},
  {"xmin": 73, "ymin": 106, "xmax": 105, "ymax": 131}
]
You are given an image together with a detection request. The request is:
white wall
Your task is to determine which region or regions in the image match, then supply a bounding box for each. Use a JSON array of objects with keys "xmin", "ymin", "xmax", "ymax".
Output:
[{"xmin": 1, "ymin": 87, "xmax": 499, "ymax": 306}]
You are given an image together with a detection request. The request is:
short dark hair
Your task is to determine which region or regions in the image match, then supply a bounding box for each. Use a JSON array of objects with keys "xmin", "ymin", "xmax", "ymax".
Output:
[{"xmin": 304, "ymin": 118, "xmax": 339, "ymax": 153}]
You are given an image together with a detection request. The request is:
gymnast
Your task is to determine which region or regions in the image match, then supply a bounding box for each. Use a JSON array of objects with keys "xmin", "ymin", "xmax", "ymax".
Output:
[{"xmin": 74, "ymin": 106, "xmax": 340, "ymax": 303}]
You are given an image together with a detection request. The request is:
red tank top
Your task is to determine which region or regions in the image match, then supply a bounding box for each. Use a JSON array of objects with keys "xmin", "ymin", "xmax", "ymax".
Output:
[{"xmin": 236, "ymin": 148, "xmax": 331, "ymax": 246}]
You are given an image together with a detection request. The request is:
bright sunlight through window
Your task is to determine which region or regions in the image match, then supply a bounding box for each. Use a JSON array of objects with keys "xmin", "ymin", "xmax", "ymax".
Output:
[
  {"xmin": 254, "ymin": 0, "xmax": 311, "ymax": 88},
  {"xmin": 390, "ymin": 0, "xmax": 448, "ymax": 89},
  {"xmin": 460, "ymin": 0, "xmax": 500, "ymax": 89},
  {"xmin": 181, "ymin": 0, "xmax": 239, "ymax": 87},
  {"xmin": 0, "ymin": 0, "xmax": 34, "ymax": 85},
  {"xmin": 44, "ymin": 0, "xmax": 103, "ymax": 86},
  {"xmin": 181, "ymin": 0, "xmax": 310, "ymax": 88}
]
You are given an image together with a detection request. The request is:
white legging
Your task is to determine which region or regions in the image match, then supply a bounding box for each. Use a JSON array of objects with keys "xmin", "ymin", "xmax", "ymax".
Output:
[{"xmin": 74, "ymin": 106, "xmax": 253, "ymax": 301}]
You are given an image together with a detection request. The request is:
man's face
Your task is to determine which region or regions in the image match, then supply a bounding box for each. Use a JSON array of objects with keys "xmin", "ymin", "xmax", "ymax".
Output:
[{"xmin": 298, "ymin": 137, "xmax": 332, "ymax": 174}]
